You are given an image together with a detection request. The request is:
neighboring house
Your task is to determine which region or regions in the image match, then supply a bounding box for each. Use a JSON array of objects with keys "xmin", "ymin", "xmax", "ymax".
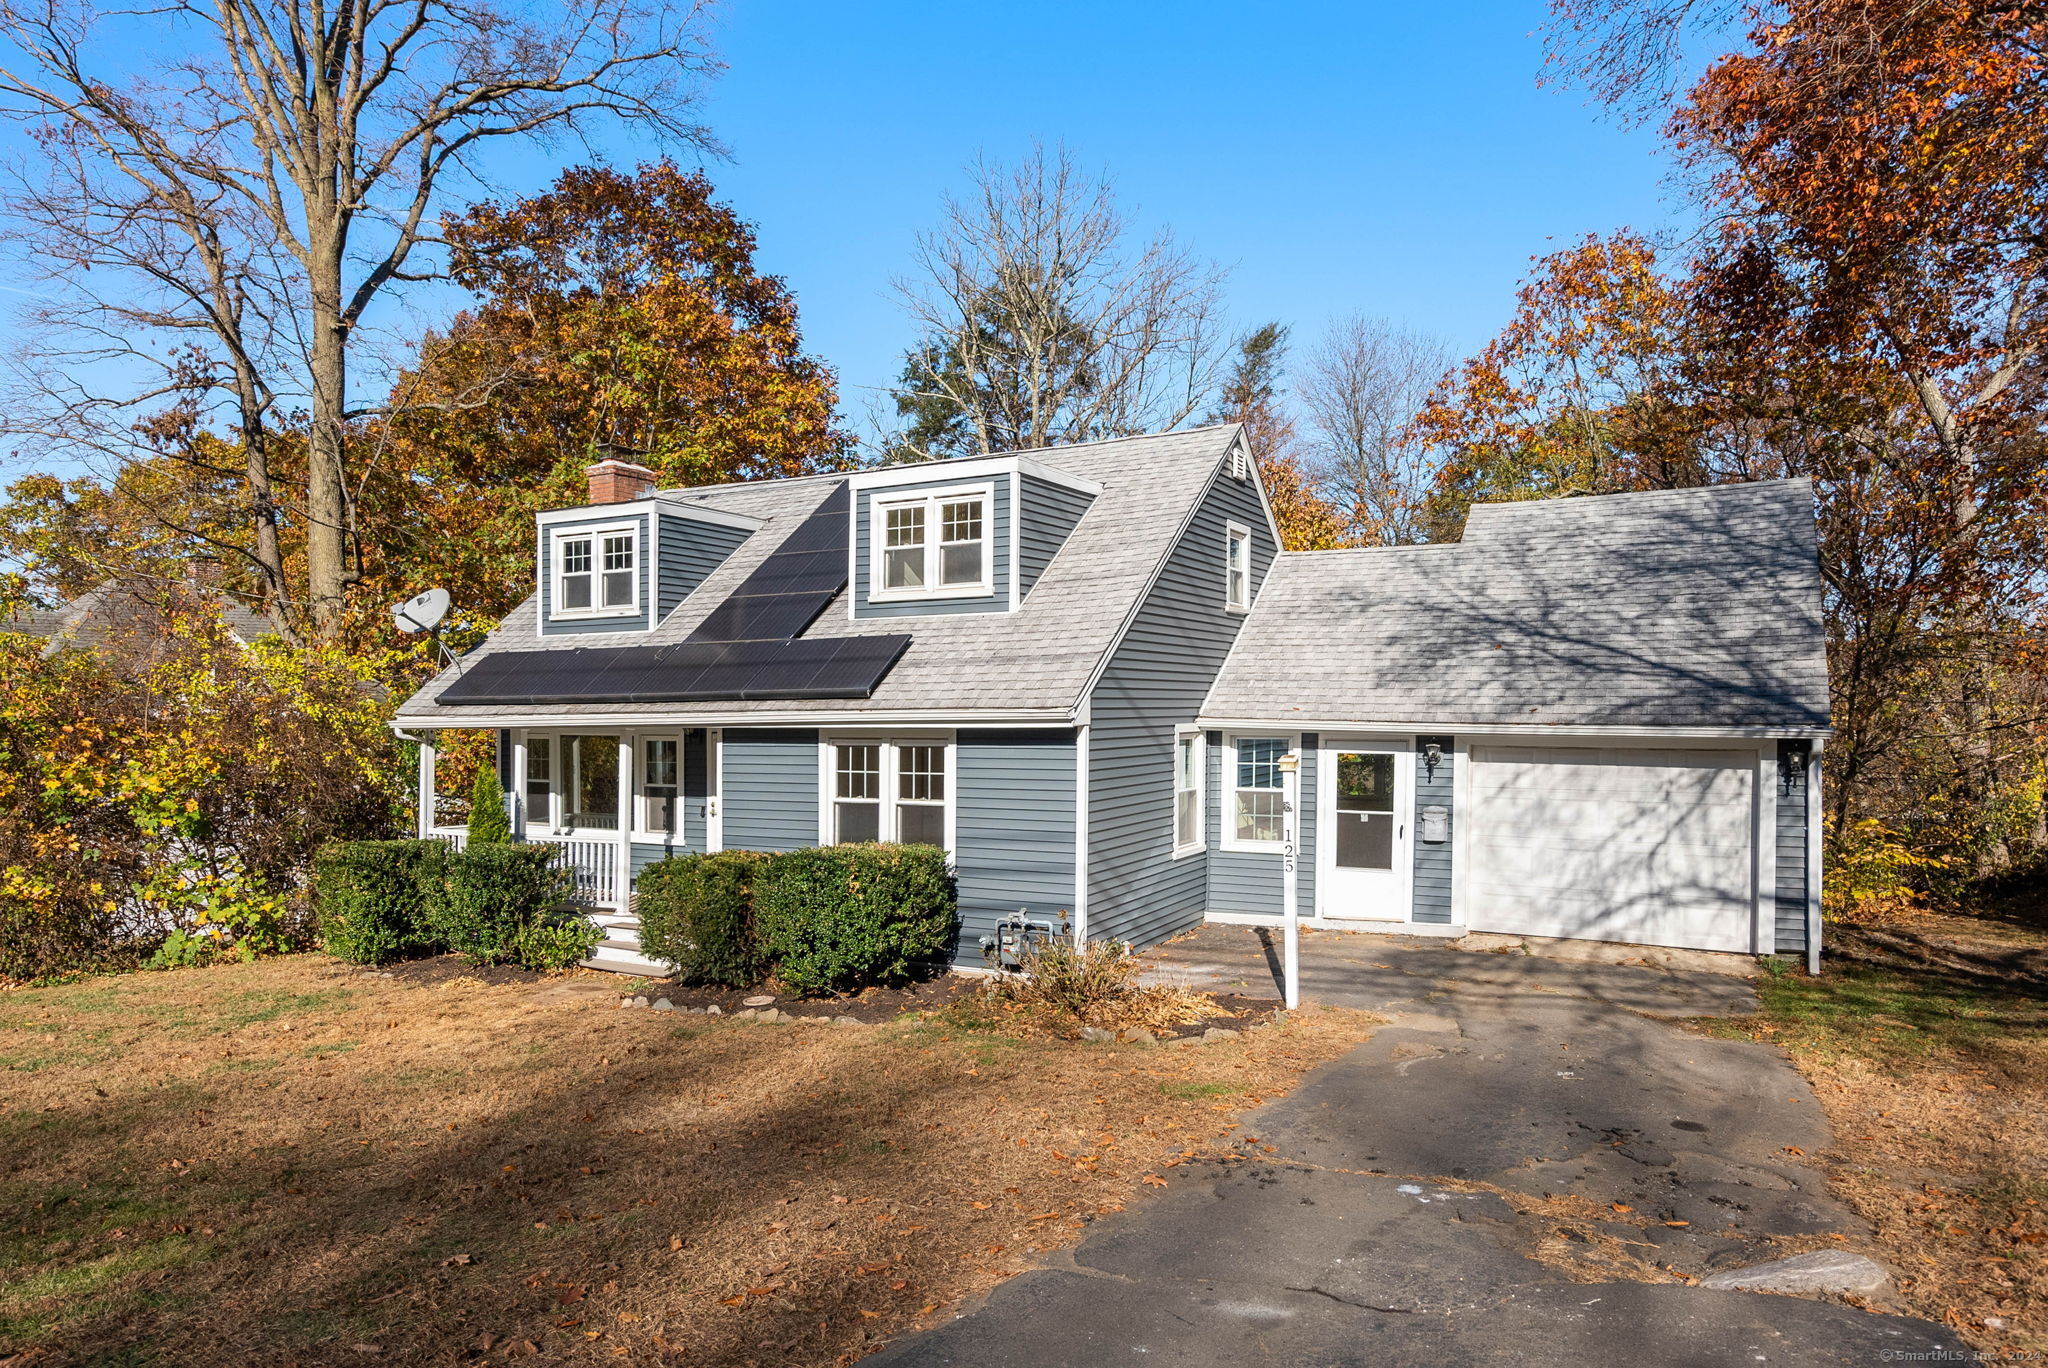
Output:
[
  {"xmin": 5, "ymin": 575, "xmax": 285, "ymax": 660},
  {"xmin": 393, "ymin": 427, "xmax": 1831, "ymax": 975}
]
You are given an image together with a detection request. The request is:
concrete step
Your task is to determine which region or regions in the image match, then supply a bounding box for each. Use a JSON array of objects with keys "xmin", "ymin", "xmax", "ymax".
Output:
[
  {"xmin": 588, "ymin": 912, "xmax": 641, "ymax": 931},
  {"xmin": 581, "ymin": 944, "xmax": 669, "ymax": 977}
]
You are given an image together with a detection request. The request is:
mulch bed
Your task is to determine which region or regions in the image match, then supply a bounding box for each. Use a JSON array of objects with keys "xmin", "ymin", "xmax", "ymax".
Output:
[{"xmin": 353, "ymin": 956, "xmax": 1278, "ymax": 1036}]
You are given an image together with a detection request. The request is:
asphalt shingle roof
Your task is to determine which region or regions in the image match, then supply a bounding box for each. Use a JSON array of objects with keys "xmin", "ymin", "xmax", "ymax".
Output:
[
  {"xmin": 397, "ymin": 426, "xmax": 1245, "ymax": 722},
  {"xmin": 1200, "ymin": 479, "xmax": 1830, "ymax": 732}
]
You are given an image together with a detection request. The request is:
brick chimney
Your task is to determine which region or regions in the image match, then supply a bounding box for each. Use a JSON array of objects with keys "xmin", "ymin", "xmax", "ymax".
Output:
[{"xmin": 586, "ymin": 457, "xmax": 656, "ymax": 505}]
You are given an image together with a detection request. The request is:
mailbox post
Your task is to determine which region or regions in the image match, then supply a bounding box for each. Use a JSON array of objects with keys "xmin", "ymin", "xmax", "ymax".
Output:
[{"xmin": 1277, "ymin": 750, "xmax": 1301, "ymax": 1009}]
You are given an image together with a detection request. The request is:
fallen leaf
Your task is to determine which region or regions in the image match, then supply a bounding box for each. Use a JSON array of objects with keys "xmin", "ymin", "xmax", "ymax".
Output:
[
  {"xmin": 891, "ymin": 1279, "xmax": 909, "ymax": 1290},
  {"xmin": 718, "ymin": 1295, "xmax": 746, "ymax": 1307},
  {"xmin": 439, "ymin": 1253, "xmax": 475, "ymax": 1267},
  {"xmin": 1663, "ymin": 1221, "xmax": 1690, "ymax": 1228},
  {"xmin": 970, "ymin": 1201, "xmax": 992, "ymax": 1210},
  {"xmin": 1611, "ymin": 1203, "xmax": 1633, "ymax": 1213},
  {"xmin": 1141, "ymin": 1174, "xmax": 1168, "ymax": 1187}
]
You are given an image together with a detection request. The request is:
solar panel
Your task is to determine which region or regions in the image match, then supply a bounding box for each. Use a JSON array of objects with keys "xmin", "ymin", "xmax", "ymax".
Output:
[
  {"xmin": 435, "ymin": 636, "xmax": 910, "ymax": 705},
  {"xmin": 437, "ymin": 481, "xmax": 912, "ymax": 706}
]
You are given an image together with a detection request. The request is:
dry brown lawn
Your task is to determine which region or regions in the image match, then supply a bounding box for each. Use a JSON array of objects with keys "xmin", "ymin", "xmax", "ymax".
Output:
[
  {"xmin": 0, "ymin": 955, "xmax": 1371, "ymax": 1367},
  {"xmin": 1706, "ymin": 911, "xmax": 2048, "ymax": 1354}
]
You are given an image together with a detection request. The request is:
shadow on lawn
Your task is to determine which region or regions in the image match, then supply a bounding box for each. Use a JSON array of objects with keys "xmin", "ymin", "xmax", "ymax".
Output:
[{"xmin": 4, "ymin": 1014, "xmax": 1043, "ymax": 1367}]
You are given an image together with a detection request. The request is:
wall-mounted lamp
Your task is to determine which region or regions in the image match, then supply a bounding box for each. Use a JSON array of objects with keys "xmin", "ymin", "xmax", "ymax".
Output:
[
  {"xmin": 1422, "ymin": 741, "xmax": 1444, "ymax": 782},
  {"xmin": 1780, "ymin": 744, "xmax": 1808, "ymax": 795}
]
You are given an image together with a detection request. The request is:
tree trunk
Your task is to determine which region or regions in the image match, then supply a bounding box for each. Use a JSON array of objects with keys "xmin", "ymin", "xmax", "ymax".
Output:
[{"xmin": 305, "ymin": 232, "xmax": 352, "ymax": 642}]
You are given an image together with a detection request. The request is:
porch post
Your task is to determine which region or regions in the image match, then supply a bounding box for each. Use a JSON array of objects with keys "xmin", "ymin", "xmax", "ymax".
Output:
[
  {"xmin": 615, "ymin": 733, "xmax": 634, "ymax": 907},
  {"xmin": 416, "ymin": 733, "xmax": 436, "ymax": 837},
  {"xmin": 510, "ymin": 731, "xmax": 529, "ymax": 838}
]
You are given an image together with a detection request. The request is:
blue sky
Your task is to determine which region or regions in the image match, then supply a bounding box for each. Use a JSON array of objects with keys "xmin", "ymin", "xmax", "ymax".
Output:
[
  {"xmin": 0, "ymin": 0, "xmax": 1691, "ymax": 461},
  {"xmin": 679, "ymin": 0, "xmax": 1684, "ymax": 426}
]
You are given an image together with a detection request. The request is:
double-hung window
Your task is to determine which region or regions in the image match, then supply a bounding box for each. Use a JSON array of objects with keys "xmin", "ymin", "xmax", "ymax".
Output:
[
  {"xmin": 1172, "ymin": 730, "xmax": 1204, "ymax": 856},
  {"xmin": 525, "ymin": 736, "xmax": 554, "ymax": 832},
  {"xmin": 873, "ymin": 486, "xmax": 991, "ymax": 599},
  {"xmin": 1225, "ymin": 521, "xmax": 1251, "ymax": 613},
  {"xmin": 552, "ymin": 523, "xmax": 638, "ymax": 618},
  {"xmin": 639, "ymin": 737, "xmax": 679, "ymax": 837},
  {"xmin": 1226, "ymin": 736, "xmax": 1290, "ymax": 849},
  {"xmin": 826, "ymin": 738, "xmax": 950, "ymax": 847}
]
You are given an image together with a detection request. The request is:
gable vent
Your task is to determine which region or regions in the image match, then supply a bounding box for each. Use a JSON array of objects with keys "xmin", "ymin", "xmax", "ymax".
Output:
[{"xmin": 1229, "ymin": 443, "xmax": 1250, "ymax": 482}]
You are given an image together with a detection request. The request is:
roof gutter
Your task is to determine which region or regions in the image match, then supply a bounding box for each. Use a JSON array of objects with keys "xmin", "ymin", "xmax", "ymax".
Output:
[
  {"xmin": 1195, "ymin": 715, "xmax": 1836, "ymax": 741},
  {"xmin": 387, "ymin": 706, "xmax": 1080, "ymax": 732}
]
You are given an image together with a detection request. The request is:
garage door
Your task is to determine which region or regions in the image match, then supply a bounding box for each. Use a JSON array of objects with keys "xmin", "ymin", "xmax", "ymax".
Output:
[{"xmin": 1467, "ymin": 746, "xmax": 1756, "ymax": 953}]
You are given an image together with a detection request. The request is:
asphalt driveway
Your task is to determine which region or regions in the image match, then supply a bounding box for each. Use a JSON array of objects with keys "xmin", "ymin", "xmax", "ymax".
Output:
[{"xmin": 869, "ymin": 930, "xmax": 1964, "ymax": 1367}]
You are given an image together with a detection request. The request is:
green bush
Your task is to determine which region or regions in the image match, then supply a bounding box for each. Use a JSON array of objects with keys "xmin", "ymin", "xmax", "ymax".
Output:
[
  {"xmin": 511, "ymin": 911, "xmax": 602, "ymax": 972},
  {"xmin": 425, "ymin": 843, "xmax": 567, "ymax": 966},
  {"xmin": 468, "ymin": 764, "xmax": 511, "ymax": 844},
  {"xmin": 754, "ymin": 843, "xmax": 956, "ymax": 996},
  {"xmin": 314, "ymin": 839, "xmax": 448, "ymax": 965},
  {"xmin": 636, "ymin": 850, "xmax": 771, "ymax": 986}
]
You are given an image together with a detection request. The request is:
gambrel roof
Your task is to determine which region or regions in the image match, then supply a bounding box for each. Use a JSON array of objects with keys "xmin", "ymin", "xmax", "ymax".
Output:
[{"xmin": 1200, "ymin": 479, "xmax": 1831, "ymax": 733}]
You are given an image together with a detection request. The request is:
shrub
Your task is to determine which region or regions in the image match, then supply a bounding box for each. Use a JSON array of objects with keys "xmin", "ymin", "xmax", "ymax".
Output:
[
  {"xmin": 315, "ymin": 839, "xmax": 448, "ymax": 965},
  {"xmin": 754, "ymin": 843, "xmax": 956, "ymax": 996},
  {"xmin": 636, "ymin": 850, "xmax": 771, "ymax": 986},
  {"xmin": 468, "ymin": 764, "xmax": 511, "ymax": 845},
  {"xmin": 510, "ymin": 910, "xmax": 602, "ymax": 972},
  {"xmin": 425, "ymin": 843, "xmax": 567, "ymax": 966},
  {"xmin": 985, "ymin": 935, "xmax": 1217, "ymax": 1033}
]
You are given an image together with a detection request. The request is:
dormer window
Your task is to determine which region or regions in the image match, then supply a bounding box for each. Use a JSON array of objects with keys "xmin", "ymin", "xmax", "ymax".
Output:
[
  {"xmin": 552, "ymin": 523, "xmax": 639, "ymax": 618},
  {"xmin": 872, "ymin": 484, "xmax": 992, "ymax": 600},
  {"xmin": 1225, "ymin": 520, "xmax": 1251, "ymax": 613}
]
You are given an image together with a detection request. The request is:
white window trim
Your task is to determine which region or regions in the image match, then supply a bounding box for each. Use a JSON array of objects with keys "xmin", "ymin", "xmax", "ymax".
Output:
[
  {"xmin": 868, "ymin": 482, "xmax": 996, "ymax": 603},
  {"xmin": 631, "ymin": 732, "xmax": 686, "ymax": 843},
  {"xmin": 817, "ymin": 732, "xmax": 957, "ymax": 851},
  {"xmin": 1220, "ymin": 733, "xmax": 1295, "ymax": 853},
  {"xmin": 1224, "ymin": 520, "xmax": 1252, "ymax": 615},
  {"xmin": 1171, "ymin": 727, "xmax": 1206, "ymax": 858},
  {"xmin": 548, "ymin": 520, "xmax": 642, "ymax": 622}
]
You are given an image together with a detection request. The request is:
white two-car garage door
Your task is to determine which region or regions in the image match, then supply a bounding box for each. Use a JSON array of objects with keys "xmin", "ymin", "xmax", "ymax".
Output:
[{"xmin": 1466, "ymin": 746, "xmax": 1757, "ymax": 953}]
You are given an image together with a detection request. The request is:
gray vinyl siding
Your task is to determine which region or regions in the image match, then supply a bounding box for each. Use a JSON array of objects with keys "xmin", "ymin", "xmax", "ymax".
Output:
[
  {"xmin": 1775, "ymin": 740, "xmax": 1811, "ymax": 953},
  {"xmin": 538, "ymin": 512, "xmax": 653, "ymax": 636},
  {"xmin": 1017, "ymin": 476, "xmax": 1095, "ymax": 600},
  {"xmin": 954, "ymin": 728, "xmax": 1078, "ymax": 965},
  {"xmin": 720, "ymin": 728, "xmax": 821, "ymax": 852},
  {"xmin": 853, "ymin": 475, "xmax": 1012, "ymax": 618},
  {"xmin": 656, "ymin": 513, "xmax": 752, "ymax": 622},
  {"xmin": 1203, "ymin": 732, "xmax": 1315, "ymax": 918},
  {"xmin": 1086, "ymin": 461, "xmax": 1277, "ymax": 947},
  {"xmin": 1413, "ymin": 736, "xmax": 1455, "ymax": 923}
]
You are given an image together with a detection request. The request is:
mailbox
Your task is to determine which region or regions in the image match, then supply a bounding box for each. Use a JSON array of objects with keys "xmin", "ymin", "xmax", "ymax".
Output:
[{"xmin": 1420, "ymin": 804, "xmax": 1450, "ymax": 844}]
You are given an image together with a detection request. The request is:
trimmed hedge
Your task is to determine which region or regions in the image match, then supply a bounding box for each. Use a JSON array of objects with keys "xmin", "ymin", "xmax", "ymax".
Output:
[
  {"xmin": 314, "ymin": 839, "xmax": 448, "ymax": 965},
  {"xmin": 754, "ymin": 843, "xmax": 956, "ymax": 996},
  {"xmin": 636, "ymin": 850, "xmax": 771, "ymax": 986},
  {"xmin": 511, "ymin": 910, "xmax": 604, "ymax": 971},
  {"xmin": 425, "ymin": 843, "xmax": 571, "ymax": 966}
]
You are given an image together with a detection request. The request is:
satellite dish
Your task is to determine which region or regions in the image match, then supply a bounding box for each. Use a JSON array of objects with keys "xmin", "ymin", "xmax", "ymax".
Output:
[{"xmin": 391, "ymin": 587, "xmax": 451, "ymax": 634}]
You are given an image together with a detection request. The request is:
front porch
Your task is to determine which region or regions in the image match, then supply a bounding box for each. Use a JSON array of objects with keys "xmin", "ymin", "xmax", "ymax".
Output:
[{"xmin": 417, "ymin": 726, "xmax": 711, "ymax": 914}]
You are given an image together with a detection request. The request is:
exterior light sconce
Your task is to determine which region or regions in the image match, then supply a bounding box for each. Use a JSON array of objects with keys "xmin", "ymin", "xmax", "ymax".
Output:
[
  {"xmin": 1423, "ymin": 741, "xmax": 1444, "ymax": 782},
  {"xmin": 1780, "ymin": 744, "xmax": 1808, "ymax": 795}
]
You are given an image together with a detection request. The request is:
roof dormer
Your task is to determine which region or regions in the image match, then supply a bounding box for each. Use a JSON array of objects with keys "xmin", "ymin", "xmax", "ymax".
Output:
[{"xmin": 847, "ymin": 456, "xmax": 1098, "ymax": 619}]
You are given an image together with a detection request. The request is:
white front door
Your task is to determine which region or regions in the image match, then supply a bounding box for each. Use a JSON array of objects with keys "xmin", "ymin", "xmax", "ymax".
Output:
[{"xmin": 1320, "ymin": 741, "xmax": 1412, "ymax": 921}]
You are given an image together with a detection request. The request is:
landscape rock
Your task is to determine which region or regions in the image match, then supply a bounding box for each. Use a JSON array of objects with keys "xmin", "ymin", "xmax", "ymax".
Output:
[
  {"xmin": 1079, "ymin": 1026, "xmax": 1117, "ymax": 1044},
  {"xmin": 1120, "ymin": 1027, "xmax": 1158, "ymax": 1044},
  {"xmin": 1202, "ymin": 1027, "xmax": 1242, "ymax": 1042},
  {"xmin": 617, "ymin": 998, "xmax": 633, "ymax": 1009},
  {"xmin": 705, "ymin": 1005, "xmax": 722, "ymax": 1016},
  {"xmin": 1698, "ymin": 1250, "xmax": 1892, "ymax": 1297},
  {"xmin": 833, "ymin": 1015, "xmax": 861, "ymax": 1026},
  {"xmin": 651, "ymin": 998, "xmax": 675, "ymax": 1012},
  {"xmin": 757, "ymin": 1008, "xmax": 783, "ymax": 1022},
  {"xmin": 631, "ymin": 996, "xmax": 649, "ymax": 1009},
  {"xmin": 733, "ymin": 1008, "xmax": 757, "ymax": 1020},
  {"xmin": 795, "ymin": 1014, "xmax": 828, "ymax": 1026}
]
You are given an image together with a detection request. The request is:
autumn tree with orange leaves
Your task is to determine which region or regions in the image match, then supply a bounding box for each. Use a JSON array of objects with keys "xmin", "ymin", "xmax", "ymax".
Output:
[{"xmin": 1424, "ymin": 0, "xmax": 2048, "ymax": 895}]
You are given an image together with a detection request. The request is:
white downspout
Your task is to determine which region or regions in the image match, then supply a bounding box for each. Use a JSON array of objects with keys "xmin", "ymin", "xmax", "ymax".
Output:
[
  {"xmin": 1072, "ymin": 722, "xmax": 1090, "ymax": 942},
  {"xmin": 1806, "ymin": 738, "xmax": 1825, "ymax": 976},
  {"xmin": 510, "ymin": 731, "xmax": 529, "ymax": 839},
  {"xmin": 615, "ymin": 734, "xmax": 635, "ymax": 910}
]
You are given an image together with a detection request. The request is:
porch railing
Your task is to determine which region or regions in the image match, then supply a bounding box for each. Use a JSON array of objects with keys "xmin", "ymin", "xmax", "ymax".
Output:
[
  {"xmin": 425, "ymin": 827, "xmax": 623, "ymax": 908},
  {"xmin": 529, "ymin": 833, "xmax": 623, "ymax": 908}
]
